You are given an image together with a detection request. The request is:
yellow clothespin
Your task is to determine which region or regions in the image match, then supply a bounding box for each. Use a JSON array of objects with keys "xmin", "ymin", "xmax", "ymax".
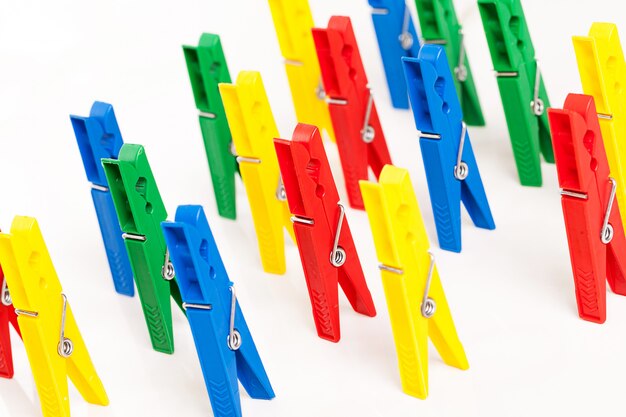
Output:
[
  {"xmin": 0, "ymin": 216, "xmax": 108, "ymax": 417},
  {"xmin": 360, "ymin": 165, "xmax": 468, "ymax": 399},
  {"xmin": 219, "ymin": 71, "xmax": 295, "ymax": 274},
  {"xmin": 267, "ymin": 0, "xmax": 336, "ymax": 142},
  {"xmin": 573, "ymin": 23, "xmax": 626, "ymax": 232}
]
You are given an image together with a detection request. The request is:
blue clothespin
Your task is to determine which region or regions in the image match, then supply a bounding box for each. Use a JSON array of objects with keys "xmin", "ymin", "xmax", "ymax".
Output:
[
  {"xmin": 161, "ymin": 205, "xmax": 275, "ymax": 417},
  {"xmin": 369, "ymin": 0, "xmax": 420, "ymax": 109},
  {"xmin": 402, "ymin": 45, "xmax": 495, "ymax": 252},
  {"xmin": 70, "ymin": 101, "xmax": 135, "ymax": 296}
]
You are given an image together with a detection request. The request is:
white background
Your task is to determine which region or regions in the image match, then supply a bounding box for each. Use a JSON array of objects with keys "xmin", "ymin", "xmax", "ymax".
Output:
[{"xmin": 1, "ymin": 0, "xmax": 625, "ymax": 416}]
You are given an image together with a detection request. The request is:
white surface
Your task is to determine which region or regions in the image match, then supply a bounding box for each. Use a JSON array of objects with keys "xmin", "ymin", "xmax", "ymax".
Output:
[{"xmin": 1, "ymin": 1, "xmax": 626, "ymax": 416}]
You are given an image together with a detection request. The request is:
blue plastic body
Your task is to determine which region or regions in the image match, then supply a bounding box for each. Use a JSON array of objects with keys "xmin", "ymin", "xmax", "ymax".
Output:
[
  {"xmin": 70, "ymin": 101, "xmax": 134, "ymax": 296},
  {"xmin": 369, "ymin": 0, "xmax": 420, "ymax": 109},
  {"xmin": 402, "ymin": 45, "xmax": 495, "ymax": 252},
  {"xmin": 162, "ymin": 205, "xmax": 274, "ymax": 417}
]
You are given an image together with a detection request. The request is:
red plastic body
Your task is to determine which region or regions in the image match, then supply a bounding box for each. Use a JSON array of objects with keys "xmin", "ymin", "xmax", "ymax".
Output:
[
  {"xmin": 274, "ymin": 123, "xmax": 376, "ymax": 342},
  {"xmin": 312, "ymin": 16, "xmax": 392, "ymax": 210},
  {"xmin": 0, "ymin": 267, "xmax": 20, "ymax": 378},
  {"xmin": 549, "ymin": 94, "xmax": 626, "ymax": 323}
]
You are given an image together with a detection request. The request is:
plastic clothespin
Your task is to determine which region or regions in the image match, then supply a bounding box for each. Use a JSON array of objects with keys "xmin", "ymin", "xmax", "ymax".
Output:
[
  {"xmin": 102, "ymin": 144, "xmax": 183, "ymax": 354},
  {"xmin": 548, "ymin": 94, "xmax": 626, "ymax": 324},
  {"xmin": 477, "ymin": 0, "xmax": 554, "ymax": 186},
  {"xmin": 274, "ymin": 123, "xmax": 377, "ymax": 342},
  {"xmin": 368, "ymin": 0, "xmax": 421, "ymax": 109},
  {"xmin": 162, "ymin": 205, "xmax": 275, "ymax": 417},
  {"xmin": 0, "ymin": 216, "xmax": 109, "ymax": 416},
  {"xmin": 0, "ymin": 266, "xmax": 21, "ymax": 378},
  {"xmin": 415, "ymin": 0, "xmax": 484, "ymax": 126},
  {"xmin": 573, "ymin": 23, "xmax": 626, "ymax": 235},
  {"xmin": 183, "ymin": 33, "xmax": 239, "ymax": 220},
  {"xmin": 219, "ymin": 71, "xmax": 295, "ymax": 274},
  {"xmin": 403, "ymin": 45, "xmax": 495, "ymax": 252},
  {"xmin": 267, "ymin": 0, "xmax": 335, "ymax": 142},
  {"xmin": 312, "ymin": 16, "xmax": 393, "ymax": 210},
  {"xmin": 70, "ymin": 101, "xmax": 135, "ymax": 297},
  {"xmin": 360, "ymin": 165, "xmax": 468, "ymax": 399}
]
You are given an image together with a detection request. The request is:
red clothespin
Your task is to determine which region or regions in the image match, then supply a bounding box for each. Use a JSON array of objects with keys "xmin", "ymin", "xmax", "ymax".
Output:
[
  {"xmin": 548, "ymin": 93, "xmax": 626, "ymax": 323},
  {"xmin": 313, "ymin": 16, "xmax": 393, "ymax": 210},
  {"xmin": 0, "ymin": 265, "xmax": 21, "ymax": 378},
  {"xmin": 274, "ymin": 123, "xmax": 377, "ymax": 342}
]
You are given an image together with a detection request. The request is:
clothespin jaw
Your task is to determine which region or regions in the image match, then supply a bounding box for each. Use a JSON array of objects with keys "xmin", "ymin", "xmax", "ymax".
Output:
[
  {"xmin": 267, "ymin": 0, "xmax": 336, "ymax": 142},
  {"xmin": 70, "ymin": 101, "xmax": 135, "ymax": 297},
  {"xmin": 360, "ymin": 165, "xmax": 468, "ymax": 399},
  {"xmin": 183, "ymin": 33, "xmax": 238, "ymax": 220},
  {"xmin": 368, "ymin": 0, "xmax": 421, "ymax": 109},
  {"xmin": 573, "ymin": 23, "xmax": 626, "ymax": 235},
  {"xmin": 219, "ymin": 71, "xmax": 295, "ymax": 275},
  {"xmin": 403, "ymin": 45, "xmax": 495, "ymax": 252},
  {"xmin": 312, "ymin": 15, "xmax": 393, "ymax": 210},
  {"xmin": 548, "ymin": 94, "xmax": 626, "ymax": 324},
  {"xmin": 0, "ymin": 268, "xmax": 20, "ymax": 379},
  {"xmin": 274, "ymin": 123, "xmax": 376, "ymax": 342},
  {"xmin": 477, "ymin": 0, "xmax": 554, "ymax": 186},
  {"xmin": 414, "ymin": 0, "xmax": 485, "ymax": 125},
  {"xmin": 102, "ymin": 144, "xmax": 182, "ymax": 354},
  {"xmin": 0, "ymin": 216, "xmax": 109, "ymax": 416},
  {"xmin": 162, "ymin": 205, "xmax": 274, "ymax": 417}
]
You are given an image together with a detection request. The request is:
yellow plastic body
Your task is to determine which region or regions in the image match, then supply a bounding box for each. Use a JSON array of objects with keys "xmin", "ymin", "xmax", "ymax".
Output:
[
  {"xmin": 360, "ymin": 166, "xmax": 468, "ymax": 399},
  {"xmin": 0, "ymin": 216, "xmax": 108, "ymax": 417},
  {"xmin": 573, "ymin": 23, "xmax": 626, "ymax": 233},
  {"xmin": 267, "ymin": 0, "xmax": 335, "ymax": 142},
  {"xmin": 219, "ymin": 71, "xmax": 295, "ymax": 274}
]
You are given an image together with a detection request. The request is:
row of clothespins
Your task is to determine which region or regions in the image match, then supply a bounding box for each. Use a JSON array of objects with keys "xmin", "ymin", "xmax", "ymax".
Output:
[{"xmin": 1, "ymin": 1, "xmax": 625, "ymax": 417}]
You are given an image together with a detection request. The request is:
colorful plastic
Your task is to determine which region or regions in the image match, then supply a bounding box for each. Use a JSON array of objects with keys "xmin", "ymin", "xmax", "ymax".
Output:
[
  {"xmin": 549, "ymin": 94, "xmax": 626, "ymax": 324},
  {"xmin": 403, "ymin": 45, "xmax": 495, "ymax": 252},
  {"xmin": 312, "ymin": 16, "xmax": 393, "ymax": 210},
  {"xmin": 0, "ymin": 216, "xmax": 109, "ymax": 417},
  {"xmin": 415, "ymin": 0, "xmax": 484, "ymax": 125},
  {"xmin": 368, "ymin": 0, "xmax": 421, "ymax": 109},
  {"xmin": 183, "ymin": 33, "xmax": 239, "ymax": 219},
  {"xmin": 102, "ymin": 144, "xmax": 183, "ymax": 354},
  {"xmin": 0, "ymin": 267, "xmax": 20, "ymax": 378},
  {"xmin": 478, "ymin": 0, "xmax": 554, "ymax": 186},
  {"xmin": 162, "ymin": 205, "xmax": 275, "ymax": 417},
  {"xmin": 274, "ymin": 123, "xmax": 376, "ymax": 342},
  {"xmin": 219, "ymin": 71, "xmax": 295, "ymax": 274},
  {"xmin": 361, "ymin": 165, "xmax": 469, "ymax": 399},
  {"xmin": 70, "ymin": 101, "xmax": 135, "ymax": 297}
]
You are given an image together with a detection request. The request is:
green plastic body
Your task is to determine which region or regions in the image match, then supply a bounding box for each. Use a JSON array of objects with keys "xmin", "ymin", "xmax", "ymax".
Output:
[
  {"xmin": 414, "ymin": 0, "xmax": 484, "ymax": 126},
  {"xmin": 478, "ymin": 0, "xmax": 554, "ymax": 186},
  {"xmin": 102, "ymin": 144, "xmax": 183, "ymax": 354},
  {"xmin": 183, "ymin": 33, "xmax": 238, "ymax": 219}
]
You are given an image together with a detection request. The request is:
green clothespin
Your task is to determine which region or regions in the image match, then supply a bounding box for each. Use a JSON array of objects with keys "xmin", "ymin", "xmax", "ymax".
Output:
[
  {"xmin": 414, "ymin": 0, "xmax": 484, "ymax": 126},
  {"xmin": 102, "ymin": 144, "xmax": 183, "ymax": 354},
  {"xmin": 183, "ymin": 33, "xmax": 239, "ymax": 219},
  {"xmin": 478, "ymin": 0, "xmax": 554, "ymax": 186}
]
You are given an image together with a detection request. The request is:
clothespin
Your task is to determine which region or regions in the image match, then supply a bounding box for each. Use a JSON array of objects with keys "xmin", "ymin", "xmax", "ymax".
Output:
[
  {"xmin": 403, "ymin": 45, "xmax": 495, "ymax": 252},
  {"xmin": 183, "ymin": 33, "xmax": 239, "ymax": 220},
  {"xmin": 219, "ymin": 71, "xmax": 295, "ymax": 274},
  {"xmin": 162, "ymin": 205, "xmax": 275, "ymax": 417},
  {"xmin": 415, "ymin": 0, "xmax": 484, "ymax": 126},
  {"xmin": 360, "ymin": 165, "xmax": 468, "ymax": 399},
  {"xmin": 70, "ymin": 101, "xmax": 135, "ymax": 297},
  {"xmin": 102, "ymin": 144, "xmax": 183, "ymax": 354},
  {"xmin": 0, "ymin": 216, "xmax": 109, "ymax": 416},
  {"xmin": 0, "ymin": 266, "xmax": 20, "ymax": 378},
  {"xmin": 312, "ymin": 16, "xmax": 393, "ymax": 210},
  {"xmin": 368, "ymin": 0, "xmax": 421, "ymax": 109},
  {"xmin": 477, "ymin": 0, "xmax": 554, "ymax": 186},
  {"xmin": 267, "ymin": 0, "xmax": 335, "ymax": 142},
  {"xmin": 548, "ymin": 94, "xmax": 626, "ymax": 324},
  {"xmin": 573, "ymin": 23, "xmax": 626, "ymax": 235},
  {"xmin": 274, "ymin": 123, "xmax": 376, "ymax": 342}
]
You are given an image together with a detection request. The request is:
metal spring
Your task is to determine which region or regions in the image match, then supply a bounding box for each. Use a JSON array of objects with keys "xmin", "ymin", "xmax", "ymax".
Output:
[
  {"xmin": 1, "ymin": 279, "xmax": 11, "ymax": 306},
  {"xmin": 530, "ymin": 60, "xmax": 545, "ymax": 116},
  {"xmin": 420, "ymin": 253, "xmax": 437, "ymax": 319},
  {"xmin": 57, "ymin": 294, "xmax": 74, "ymax": 358},
  {"xmin": 161, "ymin": 250, "xmax": 176, "ymax": 281},
  {"xmin": 454, "ymin": 122, "xmax": 469, "ymax": 180},
  {"xmin": 398, "ymin": 4, "xmax": 414, "ymax": 50},
  {"xmin": 227, "ymin": 286, "xmax": 242, "ymax": 351},
  {"xmin": 330, "ymin": 204, "xmax": 347, "ymax": 267},
  {"xmin": 453, "ymin": 30, "xmax": 468, "ymax": 82},
  {"xmin": 601, "ymin": 178, "xmax": 618, "ymax": 244}
]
